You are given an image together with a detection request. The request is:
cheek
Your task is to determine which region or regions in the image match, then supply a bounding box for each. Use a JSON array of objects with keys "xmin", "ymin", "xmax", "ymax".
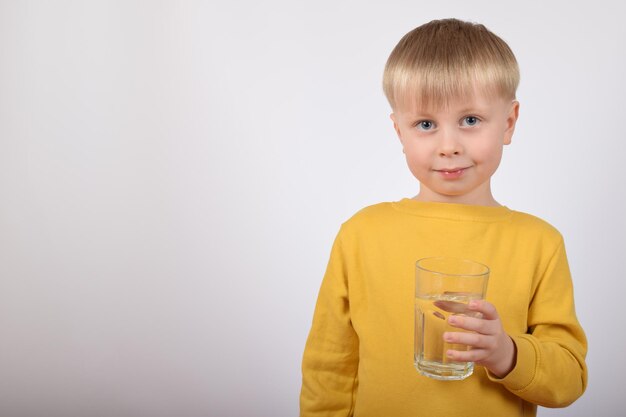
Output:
[
  {"xmin": 404, "ymin": 148, "xmax": 432, "ymax": 178},
  {"xmin": 405, "ymin": 147, "xmax": 429, "ymax": 167},
  {"xmin": 470, "ymin": 138, "xmax": 504, "ymax": 164}
]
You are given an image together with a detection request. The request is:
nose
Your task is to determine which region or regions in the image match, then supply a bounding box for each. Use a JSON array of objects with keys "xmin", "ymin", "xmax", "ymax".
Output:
[{"xmin": 437, "ymin": 128, "xmax": 463, "ymax": 157}]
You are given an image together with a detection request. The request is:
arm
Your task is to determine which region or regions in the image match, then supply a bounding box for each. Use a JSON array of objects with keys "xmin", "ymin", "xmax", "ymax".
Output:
[
  {"xmin": 446, "ymin": 240, "xmax": 587, "ymax": 407},
  {"xmin": 300, "ymin": 228, "xmax": 359, "ymax": 416},
  {"xmin": 495, "ymin": 240, "xmax": 587, "ymax": 407}
]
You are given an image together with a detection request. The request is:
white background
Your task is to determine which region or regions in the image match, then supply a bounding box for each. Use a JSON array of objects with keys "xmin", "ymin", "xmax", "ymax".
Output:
[{"xmin": 1, "ymin": 1, "xmax": 624, "ymax": 416}]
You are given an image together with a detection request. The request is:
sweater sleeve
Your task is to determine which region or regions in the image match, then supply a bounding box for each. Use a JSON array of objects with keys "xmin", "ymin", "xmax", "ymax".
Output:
[
  {"xmin": 487, "ymin": 239, "xmax": 588, "ymax": 407},
  {"xmin": 300, "ymin": 227, "xmax": 360, "ymax": 416}
]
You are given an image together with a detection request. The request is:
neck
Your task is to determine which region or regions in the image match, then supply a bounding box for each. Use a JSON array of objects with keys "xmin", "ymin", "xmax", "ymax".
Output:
[{"xmin": 414, "ymin": 185, "xmax": 501, "ymax": 207}]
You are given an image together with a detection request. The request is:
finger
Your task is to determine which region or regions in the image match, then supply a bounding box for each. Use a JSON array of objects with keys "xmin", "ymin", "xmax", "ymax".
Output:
[
  {"xmin": 448, "ymin": 315, "xmax": 497, "ymax": 335},
  {"xmin": 446, "ymin": 348, "xmax": 488, "ymax": 363},
  {"xmin": 433, "ymin": 300, "xmax": 471, "ymax": 314},
  {"xmin": 468, "ymin": 300, "xmax": 498, "ymax": 320},
  {"xmin": 443, "ymin": 331, "xmax": 489, "ymax": 349}
]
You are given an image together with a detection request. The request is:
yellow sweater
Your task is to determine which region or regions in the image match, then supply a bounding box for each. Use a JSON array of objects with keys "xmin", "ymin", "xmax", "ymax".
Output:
[{"xmin": 300, "ymin": 199, "xmax": 587, "ymax": 417}]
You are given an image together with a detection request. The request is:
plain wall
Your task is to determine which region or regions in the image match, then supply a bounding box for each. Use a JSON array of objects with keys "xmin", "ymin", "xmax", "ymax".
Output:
[{"xmin": 1, "ymin": 0, "xmax": 624, "ymax": 416}]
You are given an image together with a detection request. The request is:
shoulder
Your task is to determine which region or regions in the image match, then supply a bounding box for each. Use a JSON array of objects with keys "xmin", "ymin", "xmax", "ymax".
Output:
[
  {"xmin": 336, "ymin": 201, "xmax": 397, "ymax": 236},
  {"xmin": 347, "ymin": 201, "xmax": 396, "ymax": 222},
  {"xmin": 508, "ymin": 209, "xmax": 565, "ymax": 246}
]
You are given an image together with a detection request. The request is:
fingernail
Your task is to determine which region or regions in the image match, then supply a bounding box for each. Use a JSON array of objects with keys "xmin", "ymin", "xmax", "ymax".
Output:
[
  {"xmin": 469, "ymin": 300, "xmax": 478, "ymax": 308},
  {"xmin": 449, "ymin": 316, "xmax": 457, "ymax": 324}
]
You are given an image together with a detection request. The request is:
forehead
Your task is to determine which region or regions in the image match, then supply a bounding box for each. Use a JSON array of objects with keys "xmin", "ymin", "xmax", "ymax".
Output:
[{"xmin": 394, "ymin": 88, "xmax": 508, "ymax": 117}]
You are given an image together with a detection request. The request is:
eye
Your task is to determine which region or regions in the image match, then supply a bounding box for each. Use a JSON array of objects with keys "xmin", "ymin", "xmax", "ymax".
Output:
[
  {"xmin": 416, "ymin": 120, "xmax": 435, "ymax": 131},
  {"xmin": 462, "ymin": 116, "xmax": 480, "ymax": 127}
]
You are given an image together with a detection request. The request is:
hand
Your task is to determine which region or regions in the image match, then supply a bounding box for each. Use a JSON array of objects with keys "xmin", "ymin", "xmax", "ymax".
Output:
[{"xmin": 442, "ymin": 300, "xmax": 517, "ymax": 378}]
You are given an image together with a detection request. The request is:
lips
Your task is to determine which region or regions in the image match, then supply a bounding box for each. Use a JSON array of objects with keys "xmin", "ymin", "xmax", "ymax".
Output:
[
  {"xmin": 436, "ymin": 167, "xmax": 467, "ymax": 173},
  {"xmin": 434, "ymin": 167, "xmax": 470, "ymax": 179}
]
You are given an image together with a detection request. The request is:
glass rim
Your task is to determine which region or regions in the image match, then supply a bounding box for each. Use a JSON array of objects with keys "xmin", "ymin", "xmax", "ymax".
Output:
[{"xmin": 415, "ymin": 256, "xmax": 490, "ymax": 277}]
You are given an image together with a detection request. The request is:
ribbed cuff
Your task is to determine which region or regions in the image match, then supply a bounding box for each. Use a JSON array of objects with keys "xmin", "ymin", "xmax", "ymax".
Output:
[{"xmin": 486, "ymin": 334, "xmax": 538, "ymax": 392}]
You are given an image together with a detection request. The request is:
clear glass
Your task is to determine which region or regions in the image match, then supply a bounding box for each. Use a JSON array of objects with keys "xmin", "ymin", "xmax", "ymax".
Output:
[{"xmin": 414, "ymin": 257, "xmax": 489, "ymax": 381}]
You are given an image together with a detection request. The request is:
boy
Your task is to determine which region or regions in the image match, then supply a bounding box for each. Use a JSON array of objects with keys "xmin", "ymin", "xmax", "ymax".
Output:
[{"xmin": 300, "ymin": 18, "xmax": 587, "ymax": 416}]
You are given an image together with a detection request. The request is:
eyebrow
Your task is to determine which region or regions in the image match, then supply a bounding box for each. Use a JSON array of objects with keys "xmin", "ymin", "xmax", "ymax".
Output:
[
  {"xmin": 405, "ymin": 110, "xmax": 436, "ymax": 119},
  {"xmin": 402, "ymin": 106, "xmax": 490, "ymax": 120},
  {"xmin": 456, "ymin": 106, "xmax": 491, "ymax": 114}
]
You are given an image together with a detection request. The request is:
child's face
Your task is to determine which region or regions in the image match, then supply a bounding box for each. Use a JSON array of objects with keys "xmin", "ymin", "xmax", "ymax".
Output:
[{"xmin": 390, "ymin": 89, "xmax": 519, "ymax": 206}]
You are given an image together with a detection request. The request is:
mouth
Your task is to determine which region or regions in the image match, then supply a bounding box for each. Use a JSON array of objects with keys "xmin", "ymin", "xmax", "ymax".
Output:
[
  {"xmin": 434, "ymin": 167, "xmax": 471, "ymax": 179},
  {"xmin": 434, "ymin": 166, "xmax": 471, "ymax": 173}
]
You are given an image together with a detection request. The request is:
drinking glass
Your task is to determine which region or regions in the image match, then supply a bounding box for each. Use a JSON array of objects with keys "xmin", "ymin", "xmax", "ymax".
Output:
[{"xmin": 414, "ymin": 257, "xmax": 489, "ymax": 380}]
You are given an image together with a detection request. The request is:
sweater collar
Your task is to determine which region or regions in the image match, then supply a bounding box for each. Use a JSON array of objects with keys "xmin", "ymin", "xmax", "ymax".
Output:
[{"xmin": 391, "ymin": 198, "xmax": 512, "ymax": 222}]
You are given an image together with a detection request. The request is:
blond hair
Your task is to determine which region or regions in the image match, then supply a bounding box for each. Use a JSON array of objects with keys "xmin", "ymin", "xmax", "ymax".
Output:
[{"xmin": 383, "ymin": 18, "xmax": 519, "ymax": 110}]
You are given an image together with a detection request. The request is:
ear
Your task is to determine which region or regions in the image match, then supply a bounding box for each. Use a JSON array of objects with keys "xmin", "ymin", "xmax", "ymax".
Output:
[
  {"xmin": 503, "ymin": 101, "xmax": 520, "ymax": 145},
  {"xmin": 390, "ymin": 113, "xmax": 405, "ymax": 153},
  {"xmin": 390, "ymin": 113, "xmax": 401, "ymax": 137}
]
